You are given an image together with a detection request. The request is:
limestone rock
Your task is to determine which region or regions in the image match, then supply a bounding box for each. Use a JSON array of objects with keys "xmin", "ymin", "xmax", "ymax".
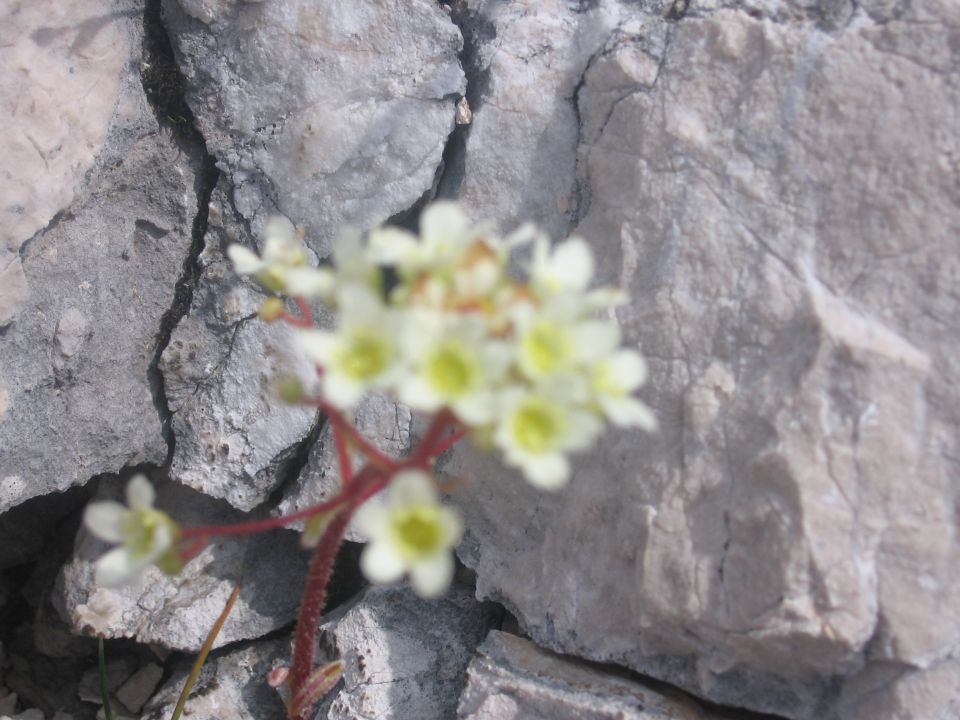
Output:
[
  {"xmin": 59, "ymin": 478, "xmax": 308, "ymax": 651},
  {"xmin": 0, "ymin": 2, "xmax": 203, "ymax": 513},
  {"xmin": 0, "ymin": 0, "xmax": 129, "ymax": 298},
  {"xmin": 445, "ymin": 1, "xmax": 960, "ymax": 718},
  {"xmin": 452, "ymin": 0, "xmax": 628, "ymax": 239},
  {"xmin": 162, "ymin": 0, "xmax": 467, "ymax": 254},
  {"xmin": 317, "ymin": 584, "xmax": 501, "ymax": 720},
  {"xmin": 275, "ymin": 394, "xmax": 412, "ymax": 541},
  {"xmin": 141, "ymin": 636, "xmax": 289, "ymax": 720},
  {"xmin": 458, "ymin": 631, "xmax": 719, "ymax": 719},
  {"xmin": 160, "ymin": 178, "xmax": 320, "ymax": 510}
]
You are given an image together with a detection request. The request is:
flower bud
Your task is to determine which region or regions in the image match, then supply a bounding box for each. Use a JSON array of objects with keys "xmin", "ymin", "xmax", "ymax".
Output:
[
  {"xmin": 277, "ymin": 374, "xmax": 304, "ymax": 404},
  {"xmin": 259, "ymin": 297, "xmax": 286, "ymax": 323}
]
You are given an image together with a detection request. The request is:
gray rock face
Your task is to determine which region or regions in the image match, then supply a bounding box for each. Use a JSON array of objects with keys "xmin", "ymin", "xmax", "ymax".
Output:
[
  {"xmin": 0, "ymin": 2, "xmax": 202, "ymax": 513},
  {"xmin": 317, "ymin": 584, "xmax": 501, "ymax": 720},
  {"xmin": 453, "ymin": 0, "xmax": 656, "ymax": 239},
  {"xmin": 160, "ymin": 178, "xmax": 320, "ymax": 510},
  {"xmin": 163, "ymin": 0, "xmax": 467, "ymax": 254},
  {"xmin": 142, "ymin": 635, "xmax": 290, "ymax": 720},
  {"xmin": 59, "ymin": 478, "xmax": 308, "ymax": 651},
  {"xmin": 458, "ymin": 631, "xmax": 719, "ymax": 719},
  {"xmin": 446, "ymin": 1, "xmax": 960, "ymax": 718}
]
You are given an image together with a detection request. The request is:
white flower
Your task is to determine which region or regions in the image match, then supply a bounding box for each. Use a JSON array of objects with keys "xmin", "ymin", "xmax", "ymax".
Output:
[
  {"xmin": 529, "ymin": 235, "xmax": 594, "ymax": 296},
  {"xmin": 511, "ymin": 298, "xmax": 620, "ymax": 382},
  {"xmin": 494, "ymin": 387, "xmax": 603, "ymax": 490},
  {"xmin": 590, "ymin": 349, "xmax": 658, "ymax": 431},
  {"xmin": 228, "ymin": 216, "xmax": 334, "ymax": 298},
  {"xmin": 366, "ymin": 202, "xmax": 481, "ymax": 276},
  {"xmin": 82, "ymin": 475, "xmax": 179, "ymax": 587},
  {"xmin": 353, "ymin": 471, "xmax": 463, "ymax": 598},
  {"xmin": 397, "ymin": 311, "xmax": 510, "ymax": 426},
  {"xmin": 297, "ymin": 284, "xmax": 403, "ymax": 409}
]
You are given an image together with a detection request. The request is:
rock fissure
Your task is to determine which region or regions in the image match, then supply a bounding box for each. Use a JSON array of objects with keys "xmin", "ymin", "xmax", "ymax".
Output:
[{"xmin": 141, "ymin": 0, "xmax": 219, "ymax": 464}]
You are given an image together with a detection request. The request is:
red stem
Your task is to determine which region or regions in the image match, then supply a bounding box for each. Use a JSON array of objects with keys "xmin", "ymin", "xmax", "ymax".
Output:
[
  {"xmin": 289, "ymin": 505, "xmax": 354, "ymax": 720},
  {"xmin": 410, "ymin": 409, "xmax": 456, "ymax": 465},
  {"xmin": 279, "ymin": 311, "xmax": 314, "ymax": 328},
  {"xmin": 332, "ymin": 423, "xmax": 353, "ymax": 486},
  {"xmin": 317, "ymin": 402, "xmax": 394, "ymax": 470},
  {"xmin": 428, "ymin": 426, "xmax": 467, "ymax": 457},
  {"xmin": 295, "ymin": 297, "xmax": 314, "ymax": 326},
  {"xmin": 180, "ymin": 490, "xmax": 356, "ymax": 541},
  {"xmin": 288, "ymin": 465, "xmax": 386, "ymax": 718}
]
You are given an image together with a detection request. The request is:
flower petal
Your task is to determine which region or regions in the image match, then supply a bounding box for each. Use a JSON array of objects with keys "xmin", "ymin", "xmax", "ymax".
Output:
[
  {"xmin": 409, "ymin": 552, "xmax": 454, "ymax": 598},
  {"xmin": 285, "ymin": 267, "xmax": 335, "ymax": 298},
  {"xmin": 602, "ymin": 396, "xmax": 658, "ymax": 431},
  {"xmin": 360, "ymin": 541, "xmax": 406, "ymax": 585},
  {"xmin": 95, "ymin": 547, "xmax": 148, "ymax": 588},
  {"xmin": 83, "ymin": 502, "xmax": 127, "ymax": 543},
  {"xmin": 420, "ymin": 201, "xmax": 469, "ymax": 248},
  {"xmin": 565, "ymin": 410, "xmax": 603, "ymax": 451},
  {"xmin": 607, "ymin": 350, "xmax": 648, "ymax": 391},
  {"xmin": 352, "ymin": 501, "xmax": 391, "ymax": 541},
  {"xmin": 126, "ymin": 475, "xmax": 155, "ymax": 510},
  {"xmin": 297, "ymin": 330, "xmax": 337, "ymax": 365},
  {"xmin": 573, "ymin": 321, "xmax": 621, "ymax": 363},
  {"xmin": 520, "ymin": 453, "xmax": 569, "ymax": 490},
  {"xmin": 226, "ymin": 245, "xmax": 265, "ymax": 275},
  {"xmin": 453, "ymin": 392, "xmax": 495, "ymax": 426},
  {"xmin": 366, "ymin": 227, "xmax": 419, "ymax": 266},
  {"xmin": 548, "ymin": 238, "xmax": 594, "ymax": 291},
  {"xmin": 388, "ymin": 471, "xmax": 438, "ymax": 506}
]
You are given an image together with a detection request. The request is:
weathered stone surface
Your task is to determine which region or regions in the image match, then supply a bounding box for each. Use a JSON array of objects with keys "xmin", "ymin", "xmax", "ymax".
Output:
[
  {"xmin": 446, "ymin": 1, "xmax": 960, "ymax": 718},
  {"xmin": 160, "ymin": 178, "xmax": 320, "ymax": 510},
  {"xmin": 276, "ymin": 394, "xmax": 412, "ymax": 541},
  {"xmin": 452, "ymin": 0, "xmax": 630, "ymax": 240},
  {"xmin": 141, "ymin": 636, "xmax": 289, "ymax": 720},
  {"xmin": 0, "ymin": 0, "xmax": 129, "ymax": 317},
  {"xmin": 316, "ymin": 583, "xmax": 501, "ymax": 720},
  {"xmin": 458, "ymin": 631, "xmax": 718, "ymax": 719},
  {"xmin": 0, "ymin": 3, "xmax": 202, "ymax": 513},
  {"xmin": 163, "ymin": 0, "xmax": 466, "ymax": 254},
  {"xmin": 59, "ymin": 478, "xmax": 308, "ymax": 651}
]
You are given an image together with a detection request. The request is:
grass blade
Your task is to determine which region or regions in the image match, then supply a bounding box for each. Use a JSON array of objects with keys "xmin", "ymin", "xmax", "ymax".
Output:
[
  {"xmin": 170, "ymin": 582, "xmax": 242, "ymax": 720},
  {"xmin": 98, "ymin": 637, "xmax": 115, "ymax": 720}
]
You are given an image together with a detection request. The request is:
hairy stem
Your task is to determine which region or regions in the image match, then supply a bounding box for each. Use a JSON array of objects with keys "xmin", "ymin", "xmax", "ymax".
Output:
[{"xmin": 289, "ymin": 502, "xmax": 358, "ymax": 719}]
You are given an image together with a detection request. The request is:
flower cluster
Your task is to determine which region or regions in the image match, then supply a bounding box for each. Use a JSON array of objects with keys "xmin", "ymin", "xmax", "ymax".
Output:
[
  {"xmin": 235, "ymin": 202, "xmax": 656, "ymax": 490},
  {"xmin": 79, "ymin": 203, "xmax": 658, "ymax": 720}
]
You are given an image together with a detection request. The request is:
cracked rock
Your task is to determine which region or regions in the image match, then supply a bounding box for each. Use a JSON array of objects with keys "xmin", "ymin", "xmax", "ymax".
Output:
[
  {"xmin": 452, "ymin": 0, "xmax": 659, "ymax": 239},
  {"xmin": 458, "ymin": 631, "xmax": 719, "ymax": 719},
  {"xmin": 160, "ymin": 178, "xmax": 320, "ymax": 510},
  {"xmin": 162, "ymin": 0, "xmax": 467, "ymax": 254},
  {"xmin": 316, "ymin": 583, "xmax": 501, "ymax": 720},
  {"xmin": 445, "ymin": 1, "xmax": 960, "ymax": 718},
  {"xmin": 141, "ymin": 635, "xmax": 290, "ymax": 720},
  {"xmin": 59, "ymin": 478, "xmax": 308, "ymax": 651},
  {"xmin": 0, "ymin": 1, "xmax": 202, "ymax": 514}
]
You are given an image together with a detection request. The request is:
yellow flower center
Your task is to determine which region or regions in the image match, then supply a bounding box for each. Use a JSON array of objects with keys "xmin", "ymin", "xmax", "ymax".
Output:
[
  {"xmin": 591, "ymin": 361, "xmax": 623, "ymax": 397},
  {"xmin": 391, "ymin": 506, "xmax": 444, "ymax": 558},
  {"xmin": 337, "ymin": 329, "xmax": 391, "ymax": 380},
  {"xmin": 521, "ymin": 321, "xmax": 570, "ymax": 375},
  {"xmin": 425, "ymin": 341, "xmax": 478, "ymax": 396},
  {"xmin": 512, "ymin": 396, "xmax": 566, "ymax": 453},
  {"xmin": 122, "ymin": 508, "xmax": 173, "ymax": 558}
]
